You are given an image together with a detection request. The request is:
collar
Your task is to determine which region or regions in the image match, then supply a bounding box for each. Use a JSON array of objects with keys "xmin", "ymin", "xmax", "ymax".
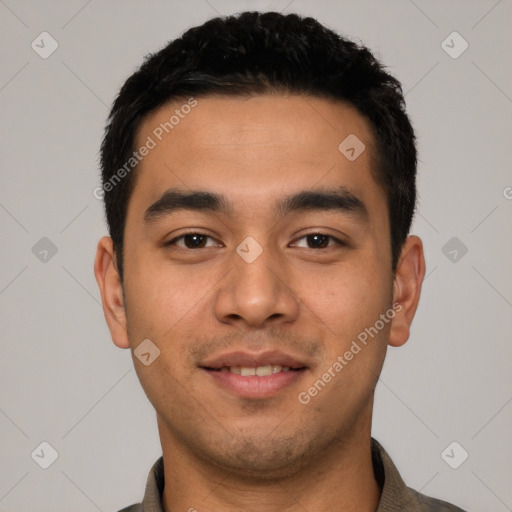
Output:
[{"xmin": 131, "ymin": 437, "xmax": 463, "ymax": 511}]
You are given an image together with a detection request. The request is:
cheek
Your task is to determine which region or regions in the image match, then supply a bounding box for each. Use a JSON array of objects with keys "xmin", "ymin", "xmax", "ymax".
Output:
[
  {"xmin": 123, "ymin": 248, "xmax": 225, "ymax": 342},
  {"xmin": 296, "ymin": 257, "xmax": 391, "ymax": 338},
  {"xmin": 298, "ymin": 263, "xmax": 391, "ymax": 412}
]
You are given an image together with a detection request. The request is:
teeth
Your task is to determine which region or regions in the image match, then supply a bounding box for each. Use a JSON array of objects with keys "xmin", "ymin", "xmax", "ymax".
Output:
[
  {"xmin": 221, "ymin": 364, "xmax": 295, "ymax": 376},
  {"xmin": 256, "ymin": 365, "xmax": 272, "ymax": 376}
]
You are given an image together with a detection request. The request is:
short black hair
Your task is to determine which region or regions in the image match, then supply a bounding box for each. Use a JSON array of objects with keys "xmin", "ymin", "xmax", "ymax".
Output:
[{"xmin": 100, "ymin": 11, "xmax": 417, "ymax": 281}]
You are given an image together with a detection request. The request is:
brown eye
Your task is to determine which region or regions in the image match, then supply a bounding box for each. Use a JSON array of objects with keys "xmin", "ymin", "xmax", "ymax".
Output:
[
  {"xmin": 166, "ymin": 233, "xmax": 219, "ymax": 249},
  {"xmin": 182, "ymin": 234, "xmax": 208, "ymax": 248},
  {"xmin": 306, "ymin": 234, "xmax": 330, "ymax": 249},
  {"xmin": 293, "ymin": 233, "xmax": 341, "ymax": 249}
]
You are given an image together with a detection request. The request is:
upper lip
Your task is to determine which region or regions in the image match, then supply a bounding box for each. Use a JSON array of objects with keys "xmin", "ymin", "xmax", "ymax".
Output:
[{"xmin": 200, "ymin": 350, "xmax": 308, "ymax": 369}]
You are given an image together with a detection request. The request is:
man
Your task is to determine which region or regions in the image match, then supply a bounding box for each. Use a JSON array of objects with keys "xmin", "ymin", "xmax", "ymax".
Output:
[{"xmin": 94, "ymin": 11, "xmax": 466, "ymax": 512}]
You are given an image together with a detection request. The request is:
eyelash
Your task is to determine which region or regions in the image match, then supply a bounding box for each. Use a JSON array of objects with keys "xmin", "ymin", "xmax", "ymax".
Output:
[{"xmin": 164, "ymin": 232, "xmax": 345, "ymax": 250}]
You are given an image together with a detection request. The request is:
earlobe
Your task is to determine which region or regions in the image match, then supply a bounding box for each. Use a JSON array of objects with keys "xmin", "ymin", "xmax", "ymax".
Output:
[
  {"xmin": 388, "ymin": 235, "xmax": 426, "ymax": 348},
  {"xmin": 94, "ymin": 236, "xmax": 130, "ymax": 349}
]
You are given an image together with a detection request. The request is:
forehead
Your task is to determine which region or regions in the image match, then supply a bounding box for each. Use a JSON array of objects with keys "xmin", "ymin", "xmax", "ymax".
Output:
[{"xmin": 130, "ymin": 94, "xmax": 384, "ymax": 217}]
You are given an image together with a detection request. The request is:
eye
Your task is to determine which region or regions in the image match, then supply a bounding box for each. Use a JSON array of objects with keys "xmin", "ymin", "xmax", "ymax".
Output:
[
  {"xmin": 291, "ymin": 233, "xmax": 343, "ymax": 249},
  {"xmin": 166, "ymin": 233, "xmax": 221, "ymax": 249}
]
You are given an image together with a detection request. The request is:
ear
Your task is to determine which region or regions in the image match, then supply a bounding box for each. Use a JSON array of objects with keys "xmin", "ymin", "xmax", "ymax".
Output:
[
  {"xmin": 94, "ymin": 236, "xmax": 130, "ymax": 349},
  {"xmin": 388, "ymin": 235, "xmax": 426, "ymax": 348}
]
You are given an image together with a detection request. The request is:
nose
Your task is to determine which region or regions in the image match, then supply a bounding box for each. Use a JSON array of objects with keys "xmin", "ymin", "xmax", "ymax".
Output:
[{"xmin": 213, "ymin": 241, "xmax": 300, "ymax": 329}]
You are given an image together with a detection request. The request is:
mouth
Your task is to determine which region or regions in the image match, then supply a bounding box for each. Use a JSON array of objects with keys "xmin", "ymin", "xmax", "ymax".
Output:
[
  {"xmin": 203, "ymin": 364, "xmax": 306, "ymax": 376},
  {"xmin": 199, "ymin": 350, "xmax": 309, "ymax": 399}
]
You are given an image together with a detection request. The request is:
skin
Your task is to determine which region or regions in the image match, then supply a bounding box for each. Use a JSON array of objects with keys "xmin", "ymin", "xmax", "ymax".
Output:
[{"xmin": 95, "ymin": 94, "xmax": 425, "ymax": 512}]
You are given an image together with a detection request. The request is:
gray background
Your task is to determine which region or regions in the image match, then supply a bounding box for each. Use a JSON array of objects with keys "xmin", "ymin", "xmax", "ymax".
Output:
[{"xmin": 1, "ymin": 0, "xmax": 511, "ymax": 511}]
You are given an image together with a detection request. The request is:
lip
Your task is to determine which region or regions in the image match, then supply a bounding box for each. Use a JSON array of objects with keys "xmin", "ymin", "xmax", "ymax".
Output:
[
  {"xmin": 199, "ymin": 350, "xmax": 310, "ymax": 399},
  {"xmin": 199, "ymin": 350, "xmax": 308, "ymax": 370},
  {"xmin": 202, "ymin": 367, "xmax": 307, "ymax": 399}
]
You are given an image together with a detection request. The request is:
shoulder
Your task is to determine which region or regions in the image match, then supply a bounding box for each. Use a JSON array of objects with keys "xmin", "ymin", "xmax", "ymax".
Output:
[
  {"xmin": 114, "ymin": 456, "xmax": 165, "ymax": 512},
  {"xmin": 371, "ymin": 437, "xmax": 468, "ymax": 512},
  {"xmin": 115, "ymin": 504, "xmax": 143, "ymax": 512},
  {"xmin": 407, "ymin": 486, "xmax": 468, "ymax": 511}
]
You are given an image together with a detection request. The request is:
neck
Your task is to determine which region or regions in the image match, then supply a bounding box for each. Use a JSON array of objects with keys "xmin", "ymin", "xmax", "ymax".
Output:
[{"xmin": 158, "ymin": 411, "xmax": 380, "ymax": 512}]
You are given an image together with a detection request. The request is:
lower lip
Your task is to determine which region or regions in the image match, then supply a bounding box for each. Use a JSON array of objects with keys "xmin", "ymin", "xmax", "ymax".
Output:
[{"xmin": 202, "ymin": 368, "xmax": 306, "ymax": 399}]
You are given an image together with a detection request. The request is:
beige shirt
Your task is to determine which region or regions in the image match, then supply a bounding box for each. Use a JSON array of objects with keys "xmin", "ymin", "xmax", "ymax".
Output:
[{"xmin": 117, "ymin": 438, "xmax": 467, "ymax": 511}]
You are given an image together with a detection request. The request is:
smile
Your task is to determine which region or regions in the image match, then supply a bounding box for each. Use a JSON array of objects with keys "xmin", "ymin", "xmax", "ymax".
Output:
[
  {"xmin": 209, "ymin": 364, "xmax": 298, "ymax": 376},
  {"xmin": 201, "ymin": 365, "xmax": 307, "ymax": 399}
]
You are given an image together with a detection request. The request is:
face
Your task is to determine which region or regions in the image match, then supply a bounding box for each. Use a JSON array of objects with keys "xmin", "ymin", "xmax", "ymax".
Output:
[{"xmin": 96, "ymin": 94, "xmax": 423, "ymax": 479}]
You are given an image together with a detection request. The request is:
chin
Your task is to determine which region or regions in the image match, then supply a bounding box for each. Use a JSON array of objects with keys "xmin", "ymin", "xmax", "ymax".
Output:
[{"xmin": 201, "ymin": 433, "xmax": 315, "ymax": 481}]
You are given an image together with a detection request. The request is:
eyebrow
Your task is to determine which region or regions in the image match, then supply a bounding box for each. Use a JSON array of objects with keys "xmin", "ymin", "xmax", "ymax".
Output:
[
  {"xmin": 143, "ymin": 186, "xmax": 368, "ymax": 224},
  {"xmin": 276, "ymin": 186, "xmax": 368, "ymax": 222}
]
